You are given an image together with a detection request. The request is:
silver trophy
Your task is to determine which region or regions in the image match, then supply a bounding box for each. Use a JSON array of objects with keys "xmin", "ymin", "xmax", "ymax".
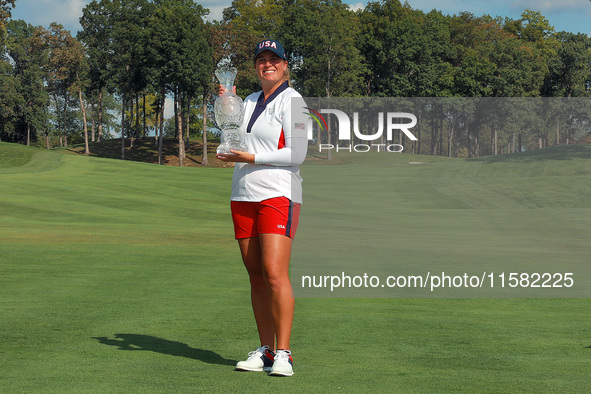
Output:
[{"xmin": 215, "ymin": 66, "xmax": 248, "ymax": 154}]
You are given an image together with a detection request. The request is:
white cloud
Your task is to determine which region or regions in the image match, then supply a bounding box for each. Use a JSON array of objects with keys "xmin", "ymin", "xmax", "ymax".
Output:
[
  {"xmin": 13, "ymin": 0, "xmax": 229, "ymax": 32},
  {"xmin": 199, "ymin": 0, "xmax": 231, "ymax": 22},
  {"xmin": 203, "ymin": 5, "xmax": 226, "ymax": 22},
  {"xmin": 12, "ymin": 0, "xmax": 90, "ymax": 32},
  {"xmin": 348, "ymin": 2, "xmax": 366, "ymax": 12}
]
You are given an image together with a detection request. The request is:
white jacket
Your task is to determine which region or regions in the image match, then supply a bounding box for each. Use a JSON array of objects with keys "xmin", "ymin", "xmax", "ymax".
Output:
[{"xmin": 231, "ymin": 82, "xmax": 308, "ymax": 204}]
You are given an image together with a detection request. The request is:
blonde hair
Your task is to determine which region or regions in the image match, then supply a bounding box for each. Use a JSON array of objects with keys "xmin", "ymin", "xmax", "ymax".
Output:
[{"xmin": 283, "ymin": 65, "xmax": 292, "ymax": 87}]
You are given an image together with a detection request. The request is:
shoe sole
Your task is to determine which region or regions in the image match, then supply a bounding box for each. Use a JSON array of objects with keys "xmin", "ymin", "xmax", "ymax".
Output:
[
  {"xmin": 269, "ymin": 371, "xmax": 294, "ymax": 377},
  {"xmin": 235, "ymin": 367, "xmax": 273, "ymax": 372},
  {"xmin": 235, "ymin": 367, "xmax": 263, "ymax": 372}
]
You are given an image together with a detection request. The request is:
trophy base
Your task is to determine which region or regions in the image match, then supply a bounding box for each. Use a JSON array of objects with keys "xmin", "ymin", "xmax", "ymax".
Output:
[{"xmin": 217, "ymin": 141, "xmax": 249, "ymax": 155}]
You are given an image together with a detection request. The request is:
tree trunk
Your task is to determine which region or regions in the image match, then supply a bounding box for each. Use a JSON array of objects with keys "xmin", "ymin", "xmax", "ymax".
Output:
[
  {"xmin": 135, "ymin": 93, "xmax": 140, "ymax": 142},
  {"xmin": 158, "ymin": 89, "xmax": 165, "ymax": 165},
  {"xmin": 174, "ymin": 90, "xmax": 179, "ymax": 141},
  {"xmin": 177, "ymin": 89, "xmax": 185, "ymax": 167},
  {"xmin": 438, "ymin": 114, "xmax": 443, "ymax": 156},
  {"xmin": 185, "ymin": 95, "xmax": 190, "ymax": 148},
  {"xmin": 98, "ymin": 89, "xmax": 103, "ymax": 143},
  {"xmin": 130, "ymin": 93, "xmax": 138, "ymax": 148},
  {"xmin": 143, "ymin": 93, "xmax": 147, "ymax": 138},
  {"xmin": 26, "ymin": 102, "xmax": 32, "ymax": 146},
  {"xmin": 431, "ymin": 105, "xmax": 439, "ymax": 156},
  {"xmin": 79, "ymin": 89, "xmax": 90, "ymax": 156},
  {"xmin": 493, "ymin": 127, "xmax": 498, "ymax": 156},
  {"xmin": 62, "ymin": 98, "xmax": 68, "ymax": 147},
  {"xmin": 90, "ymin": 101, "xmax": 96, "ymax": 142},
  {"xmin": 448, "ymin": 123, "xmax": 454, "ymax": 158},
  {"xmin": 155, "ymin": 96, "xmax": 160, "ymax": 144},
  {"xmin": 202, "ymin": 94, "xmax": 209, "ymax": 166},
  {"xmin": 121, "ymin": 92, "xmax": 126, "ymax": 160}
]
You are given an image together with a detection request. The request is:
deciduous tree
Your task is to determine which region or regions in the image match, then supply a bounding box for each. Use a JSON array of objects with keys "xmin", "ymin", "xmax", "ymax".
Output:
[{"xmin": 5, "ymin": 20, "xmax": 49, "ymax": 145}]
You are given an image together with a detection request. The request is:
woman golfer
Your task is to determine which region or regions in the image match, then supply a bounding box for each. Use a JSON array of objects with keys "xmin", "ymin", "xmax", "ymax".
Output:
[{"xmin": 217, "ymin": 39, "xmax": 307, "ymax": 377}]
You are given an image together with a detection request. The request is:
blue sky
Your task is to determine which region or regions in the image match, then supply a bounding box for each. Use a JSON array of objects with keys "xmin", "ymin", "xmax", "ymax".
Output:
[{"xmin": 10, "ymin": 0, "xmax": 591, "ymax": 36}]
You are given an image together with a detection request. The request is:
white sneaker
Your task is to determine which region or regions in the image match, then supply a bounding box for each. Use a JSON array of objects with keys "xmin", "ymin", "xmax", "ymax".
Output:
[
  {"xmin": 269, "ymin": 349, "xmax": 294, "ymax": 376},
  {"xmin": 235, "ymin": 346, "xmax": 274, "ymax": 372}
]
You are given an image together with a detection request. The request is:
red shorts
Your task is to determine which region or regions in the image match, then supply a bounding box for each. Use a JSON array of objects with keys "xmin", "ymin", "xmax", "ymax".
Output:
[{"xmin": 231, "ymin": 197, "xmax": 301, "ymax": 239}]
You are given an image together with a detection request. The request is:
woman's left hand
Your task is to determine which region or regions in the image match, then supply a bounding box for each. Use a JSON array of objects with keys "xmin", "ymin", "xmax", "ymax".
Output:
[{"xmin": 216, "ymin": 150, "xmax": 255, "ymax": 164}]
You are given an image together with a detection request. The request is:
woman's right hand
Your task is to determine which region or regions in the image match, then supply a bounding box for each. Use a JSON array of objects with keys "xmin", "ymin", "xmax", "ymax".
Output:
[{"xmin": 218, "ymin": 85, "xmax": 237, "ymax": 96}]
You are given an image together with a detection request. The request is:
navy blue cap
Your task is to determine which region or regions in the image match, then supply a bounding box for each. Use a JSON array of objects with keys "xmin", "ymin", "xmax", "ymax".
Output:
[{"xmin": 254, "ymin": 39, "xmax": 287, "ymax": 60}]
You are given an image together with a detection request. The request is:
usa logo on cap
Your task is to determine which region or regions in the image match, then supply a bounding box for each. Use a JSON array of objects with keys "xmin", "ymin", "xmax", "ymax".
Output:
[
  {"xmin": 254, "ymin": 39, "xmax": 287, "ymax": 60},
  {"xmin": 259, "ymin": 40, "xmax": 277, "ymax": 50}
]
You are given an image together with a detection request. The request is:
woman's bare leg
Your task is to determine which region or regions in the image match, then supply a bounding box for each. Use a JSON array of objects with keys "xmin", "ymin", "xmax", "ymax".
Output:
[
  {"xmin": 259, "ymin": 233, "xmax": 294, "ymax": 351},
  {"xmin": 238, "ymin": 237, "xmax": 275, "ymax": 350}
]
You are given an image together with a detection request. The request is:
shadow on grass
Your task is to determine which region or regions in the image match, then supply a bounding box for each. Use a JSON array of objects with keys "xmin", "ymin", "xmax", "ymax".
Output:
[{"xmin": 93, "ymin": 334, "xmax": 237, "ymax": 366}]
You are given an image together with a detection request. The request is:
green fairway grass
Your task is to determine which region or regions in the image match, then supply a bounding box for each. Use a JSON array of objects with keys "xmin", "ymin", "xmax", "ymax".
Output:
[
  {"xmin": 1, "ymin": 141, "xmax": 590, "ymax": 392},
  {"xmin": 0, "ymin": 142, "xmax": 45, "ymax": 168}
]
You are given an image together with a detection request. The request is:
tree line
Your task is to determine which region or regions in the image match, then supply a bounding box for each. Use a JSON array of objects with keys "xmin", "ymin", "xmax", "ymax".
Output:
[{"xmin": 1, "ymin": 0, "xmax": 590, "ymax": 163}]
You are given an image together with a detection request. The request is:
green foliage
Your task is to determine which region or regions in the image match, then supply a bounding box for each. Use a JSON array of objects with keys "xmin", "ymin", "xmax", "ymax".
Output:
[
  {"xmin": 148, "ymin": 0, "xmax": 212, "ymax": 96},
  {"xmin": 78, "ymin": 0, "xmax": 113, "ymax": 93},
  {"xmin": 543, "ymin": 31, "xmax": 591, "ymax": 97},
  {"xmin": 512, "ymin": 9, "xmax": 555, "ymax": 42},
  {"xmin": 77, "ymin": 0, "xmax": 212, "ymax": 163},
  {"xmin": 0, "ymin": 60, "xmax": 24, "ymax": 141},
  {"xmin": 359, "ymin": 0, "xmax": 420, "ymax": 96},
  {"xmin": 281, "ymin": 0, "xmax": 367, "ymax": 96},
  {"xmin": 223, "ymin": 0, "xmax": 283, "ymax": 39},
  {"xmin": 2, "ymin": 20, "xmax": 50, "ymax": 144},
  {"xmin": 0, "ymin": 0, "xmax": 15, "ymax": 43},
  {"xmin": 218, "ymin": 1, "xmax": 279, "ymax": 94}
]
